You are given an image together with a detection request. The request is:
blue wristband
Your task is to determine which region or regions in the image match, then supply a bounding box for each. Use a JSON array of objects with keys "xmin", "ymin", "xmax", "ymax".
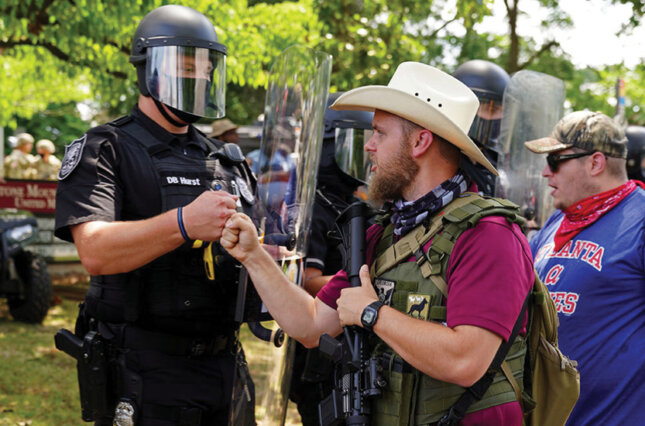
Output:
[{"xmin": 177, "ymin": 207, "xmax": 191, "ymax": 242}]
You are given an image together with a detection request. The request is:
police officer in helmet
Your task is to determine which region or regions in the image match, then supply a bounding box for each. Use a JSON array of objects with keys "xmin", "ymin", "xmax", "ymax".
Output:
[
  {"xmin": 453, "ymin": 59, "xmax": 510, "ymax": 196},
  {"xmin": 289, "ymin": 92, "xmax": 373, "ymax": 425},
  {"xmin": 55, "ymin": 5, "xmax": 255, "ymax": 425},
  {"xmin": 626, "ymin": 125, "xmax": 645, "ymax": 182}
]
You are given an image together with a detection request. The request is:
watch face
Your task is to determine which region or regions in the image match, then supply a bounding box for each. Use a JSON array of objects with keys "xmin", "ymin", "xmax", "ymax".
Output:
[{"xmin": 362, "ymin": 309, "xmax": 376, "ymax": 324}]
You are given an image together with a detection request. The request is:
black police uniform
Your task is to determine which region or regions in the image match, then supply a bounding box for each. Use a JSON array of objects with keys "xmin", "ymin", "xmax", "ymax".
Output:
[
  {"xmin": 55, "ymin": 105, "xmax": 256, "ymax": 425},
  {"xmin": 289, "ymin": 171, "xmax": 358, "ymax": 426}
]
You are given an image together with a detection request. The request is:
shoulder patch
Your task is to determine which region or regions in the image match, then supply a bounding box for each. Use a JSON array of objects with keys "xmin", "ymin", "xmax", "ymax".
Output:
[
  {"xmin": 58, "ymin": 134, "xmax": 87, "ymax": 180},
  {"xmin": 374, "ymin": 278, "xmax": 395, "ymax": 305},
  {"xmin": 235, "ymin": 176, "xmax": 255, "ymax": 204}
]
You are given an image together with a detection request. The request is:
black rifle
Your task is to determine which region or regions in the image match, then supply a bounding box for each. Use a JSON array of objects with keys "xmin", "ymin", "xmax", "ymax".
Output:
[{"xmin": 317, "ymin": 202, "xmax": 385, "ymax": 426}]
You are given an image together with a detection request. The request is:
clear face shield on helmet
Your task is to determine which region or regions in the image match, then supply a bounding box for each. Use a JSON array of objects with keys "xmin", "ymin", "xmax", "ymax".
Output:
[
  {"xmin": 334, "ymin": 128, "xmax": 373, "ymax": 184},
  {"xmin": 468, "ymin": 94, "xmax": 504, "ymax": 153},
  {"xmin": 146, "ymin": 45, "xmax": 226, "ymax": 118}
]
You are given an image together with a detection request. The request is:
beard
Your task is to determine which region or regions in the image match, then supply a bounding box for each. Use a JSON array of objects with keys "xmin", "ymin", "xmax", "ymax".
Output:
[{"xmin": 368, "ymin": 140, "xmax": 419, "ymax": 206}]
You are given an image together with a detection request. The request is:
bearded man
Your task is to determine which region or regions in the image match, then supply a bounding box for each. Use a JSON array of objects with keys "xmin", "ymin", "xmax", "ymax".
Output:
[{"xmin": 221, "ymin": 62, "xmax": 534, "ymax": 424}]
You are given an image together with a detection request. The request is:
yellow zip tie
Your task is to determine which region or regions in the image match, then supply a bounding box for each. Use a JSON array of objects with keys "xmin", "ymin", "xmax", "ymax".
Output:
[{"xmin": 203, "ymin": 241, "xmax": 215, "ymax": 280}]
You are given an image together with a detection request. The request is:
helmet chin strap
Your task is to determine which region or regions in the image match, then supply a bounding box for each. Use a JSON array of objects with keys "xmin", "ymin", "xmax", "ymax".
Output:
[{"xmin": 153, "ymin": 98, "xmax": 189, "ymax": 128}]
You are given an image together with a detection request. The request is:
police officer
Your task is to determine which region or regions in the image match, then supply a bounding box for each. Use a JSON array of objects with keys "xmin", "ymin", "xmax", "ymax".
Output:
[
  {"xmin": 626, "ymin": 125, "xmax": 645, "ymax": 182},
  {"xmin": 289, "ymin": 93, "xmax": 373, "ymax": 425},
  {"xmin": 55, "ymin": 5, "xmax": 256, "ymax": 425},
  {"xmin": 453, "ymin": 59, "xmax": 510, "ymax": 196}
]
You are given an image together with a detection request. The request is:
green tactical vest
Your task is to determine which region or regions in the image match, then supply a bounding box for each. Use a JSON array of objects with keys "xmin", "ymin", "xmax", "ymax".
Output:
[{"xmin": 369, "ymin": 193, "xmax": 527, "ymax": 426}]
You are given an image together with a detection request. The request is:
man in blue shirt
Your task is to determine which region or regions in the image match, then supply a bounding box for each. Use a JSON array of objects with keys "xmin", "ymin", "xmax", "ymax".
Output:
[{"xmin": 526, "ymin": 111, "xmax": 645, "ymax": 425}]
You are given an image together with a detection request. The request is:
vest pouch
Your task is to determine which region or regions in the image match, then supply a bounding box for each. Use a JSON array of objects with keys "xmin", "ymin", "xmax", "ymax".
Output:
[
  {"xmin": 141, "ymin": 251, "xmax": 217, "ymax": 317},
  {"xmin": 414, "ymin": 370, "xmax": 519, "ymax": 424},
  {"xmin": 373, "ymin": 366, "xmax": 416, "ymax": 426},
  {"xmin": 415, "ymin": 338, "xmax": 525, "ymax": 423},
  {"xmin": 143, "ymin": 262, "xmax": 216, "ymax": 317},
  {"xmin": 140, "ymin": 247, "xmax": 239, "ymax": 334}
]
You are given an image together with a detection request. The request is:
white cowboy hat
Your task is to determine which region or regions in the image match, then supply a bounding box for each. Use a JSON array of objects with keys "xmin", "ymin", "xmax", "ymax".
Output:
[{"xmin": 330, "ymin": 61, "xmax": 497, "ymax": 175}]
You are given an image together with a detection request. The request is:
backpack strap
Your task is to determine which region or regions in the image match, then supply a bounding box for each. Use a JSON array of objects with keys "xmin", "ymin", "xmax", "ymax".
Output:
[
  {"xmin": 438, "ymin": 292, "xmax": 530, "ymax": 426},
  {"xmin": 499, "ymin": 272, "xmax": 545, "ymax": 419},
  {"xmin": 423, "ymin": 195, "xmax": 525, "ymax": 298}
]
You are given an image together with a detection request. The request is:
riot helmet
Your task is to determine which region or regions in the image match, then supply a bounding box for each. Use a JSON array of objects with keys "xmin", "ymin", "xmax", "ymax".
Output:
[
  {"xmin": 320, "ymin": 92, "xmax": 374, "ymax": 189},
  {"xmin": 453, "ymin": 60, "xmax": 510, "ymax": 153},
  {"xmin": 626, "ymin": 125, "xmax": 645, "ymax": 181},
  {"xmin": 129, "ymin": 5, "xmax": 227, "ymax": 122}
]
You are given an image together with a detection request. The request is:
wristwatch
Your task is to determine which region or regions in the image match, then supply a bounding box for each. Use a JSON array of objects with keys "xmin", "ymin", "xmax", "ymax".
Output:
[{"xmin": 361, "ymin": 301, "xmax": 384, "ymax": 331}]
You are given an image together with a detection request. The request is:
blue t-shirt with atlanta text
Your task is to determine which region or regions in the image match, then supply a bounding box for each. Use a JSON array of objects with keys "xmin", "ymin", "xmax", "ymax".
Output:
[{"xmin": 530, "ymin": 188, "xmax": 645, "ymax": 425}]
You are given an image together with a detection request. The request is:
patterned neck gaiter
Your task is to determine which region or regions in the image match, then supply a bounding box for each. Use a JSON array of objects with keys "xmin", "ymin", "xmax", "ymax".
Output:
[{"xmin": 390, "ymin": 172, "xmax": 468, "ymax": 237}]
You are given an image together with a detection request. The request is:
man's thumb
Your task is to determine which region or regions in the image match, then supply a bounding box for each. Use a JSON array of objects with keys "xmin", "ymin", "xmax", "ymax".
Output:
[{"xmin": 359, "ymin": 264, "xmax": 370, "ymax": 285}]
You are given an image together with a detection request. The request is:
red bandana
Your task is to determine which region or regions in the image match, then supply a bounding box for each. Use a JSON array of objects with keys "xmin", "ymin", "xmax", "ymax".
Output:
[{"xmin": 553, "ymin": 180, "xmax": 644, "ymax": 252}]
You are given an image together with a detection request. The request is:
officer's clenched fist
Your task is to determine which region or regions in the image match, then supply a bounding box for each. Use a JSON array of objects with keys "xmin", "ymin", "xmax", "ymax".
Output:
[{"xmin": 182, "ymin": 191, "xmax": 238, "ymax": 241}]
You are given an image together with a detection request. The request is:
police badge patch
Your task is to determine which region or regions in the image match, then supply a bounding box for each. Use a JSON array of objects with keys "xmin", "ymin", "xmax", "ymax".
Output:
[{"xmin": 58, "ymin": 134, "xmax": 87, "ymax": 180}]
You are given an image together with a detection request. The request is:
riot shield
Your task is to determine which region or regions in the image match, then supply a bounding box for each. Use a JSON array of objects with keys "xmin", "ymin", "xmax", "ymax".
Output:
[
  {"xmin": 239, "ymin": 44, "xmax": 331, "ymax": 426},
  {"xmin": 495, "ymin": 70, "xmax": 565, "ymax": 229}
]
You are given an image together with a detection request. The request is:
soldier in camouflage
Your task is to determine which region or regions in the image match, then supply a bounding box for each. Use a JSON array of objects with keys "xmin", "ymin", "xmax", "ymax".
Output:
[
  {"xmin": 4, "ymin": 133, "xmax": 37, "ymax": 180},
  {"xmin": 34, "ymin": 139, "xmax": 62, "ymax": 181}
]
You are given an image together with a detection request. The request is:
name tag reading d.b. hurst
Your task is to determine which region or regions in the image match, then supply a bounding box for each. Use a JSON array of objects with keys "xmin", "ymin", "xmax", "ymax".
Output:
[{"xmin": 161, "ymin": 173, "xmax": 204, "ymax": 188}]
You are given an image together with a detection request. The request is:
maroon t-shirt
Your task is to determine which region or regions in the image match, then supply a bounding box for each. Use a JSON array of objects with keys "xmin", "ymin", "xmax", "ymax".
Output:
[{"xmin": 317, "ymin": 216, "xmax": 535, "ymax": 424}]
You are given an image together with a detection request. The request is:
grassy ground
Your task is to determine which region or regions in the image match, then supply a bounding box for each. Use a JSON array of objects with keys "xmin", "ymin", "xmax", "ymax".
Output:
[
  {"xmin": 0, "ymin": 298, "xmax": 83, "ymax": 426},
  {"xmin": 0, "ymin": 279, "xmax": 303, "ymax": 426}
]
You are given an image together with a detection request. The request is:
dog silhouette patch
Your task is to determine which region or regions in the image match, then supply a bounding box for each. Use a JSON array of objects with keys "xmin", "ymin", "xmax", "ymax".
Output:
[{"xmin": 407, "ymin": 294, "xmax": 431, "ymax": 319}]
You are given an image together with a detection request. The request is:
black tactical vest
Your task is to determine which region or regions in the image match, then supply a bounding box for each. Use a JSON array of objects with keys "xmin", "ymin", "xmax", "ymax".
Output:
[{"xmin": 85, "ymin": 116, "xmax": 256, "ymax": 336}]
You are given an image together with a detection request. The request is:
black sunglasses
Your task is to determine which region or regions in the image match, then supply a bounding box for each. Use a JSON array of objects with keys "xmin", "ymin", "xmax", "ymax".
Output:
[{"xmin": 546, "ymin": 151, "xmax": 595, "ymax": 172}]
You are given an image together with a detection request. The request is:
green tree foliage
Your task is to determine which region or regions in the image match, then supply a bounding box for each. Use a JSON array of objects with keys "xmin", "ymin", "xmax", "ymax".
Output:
[
  {"xmin": 13, "ymin": 102, "xmax": 90, "ymax": 154},
  {"xmin": 1, "ymin": 0, "xmax": 644, "ymax": 150},
  {"xmin": 564, "ymin": 62, "xmax": 645, "ymax": 125},
  {"xmin": 315, "ymin": 0, "xmax": 424, "ymax": 89},
  {"xmin": 313, "ymin": 0, "xmax": 497, "ymax": 90},
  {"xmin": 0, "ymin": 0, "xmax": 321, "ymax": 138}
]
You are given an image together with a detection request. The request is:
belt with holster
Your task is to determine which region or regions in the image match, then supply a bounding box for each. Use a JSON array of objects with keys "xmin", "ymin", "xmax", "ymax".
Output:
[{"xmin": 121, "ymin": 326, "xmax": 234, "ymax": 357}]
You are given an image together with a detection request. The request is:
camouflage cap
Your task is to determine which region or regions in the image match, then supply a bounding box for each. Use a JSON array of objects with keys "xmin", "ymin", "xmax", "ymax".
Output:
[{"xmin": 524, "ymin": 111, "xmax": 628, "ymax": 158}]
